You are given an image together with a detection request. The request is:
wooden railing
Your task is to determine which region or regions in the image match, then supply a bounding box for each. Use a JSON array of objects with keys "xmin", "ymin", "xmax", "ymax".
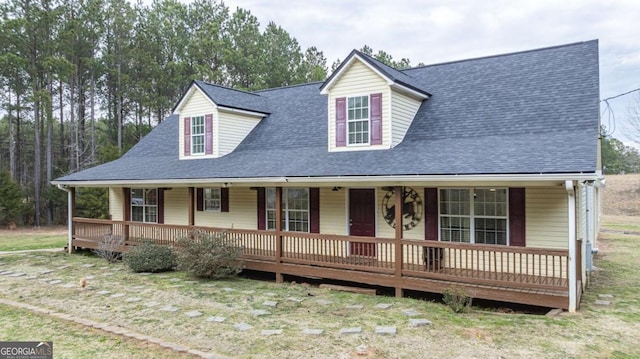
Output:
[{"xmin": 72, "ymin": 218, "xmax": 569, "ymax": 291}]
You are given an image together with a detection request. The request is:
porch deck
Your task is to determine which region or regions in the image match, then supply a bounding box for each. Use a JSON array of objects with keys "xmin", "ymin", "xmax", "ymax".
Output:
[{"xmin": 72, "ymin": 218, "xmax": 570, "ymax": 309}]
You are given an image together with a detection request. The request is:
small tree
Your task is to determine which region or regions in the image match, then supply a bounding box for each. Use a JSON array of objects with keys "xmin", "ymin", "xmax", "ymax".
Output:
[
  {"xmin": 175, "ymin": 231, "xmax": 244, "ymax": 279},
  {"xmin": 0, "ymin": 171, "xmax": 24, "ymax": 226},
  {"xmin": 93, "ymin": 235, "xmax": 123, "ymax": 263},
  {"xmin": 443, "ymin": 286, "xmax": 472, "ymax": 313}
]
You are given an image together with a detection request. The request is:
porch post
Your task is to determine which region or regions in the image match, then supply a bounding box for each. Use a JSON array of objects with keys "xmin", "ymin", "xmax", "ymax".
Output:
[
  {"xmin": 566, "ymin": 180, "xmax": 578, "ymax": 312},
  {"xmin": 394, "ymin": 186, "xmax": 403, "ymax": 297},
  {"xmin": 188, "ymin": 187, "xmax": 195, "ymax": 226},
  {"xmin": 275, "ymin": 187, "xmax": 283, "ymax": 283},
  {"xmin": 67, "ymin": 187, "xmax": 76, "ymax": 254},
  {"xmin": 123, "ymin": 188, "xmax": 130, "ymax": 242}
]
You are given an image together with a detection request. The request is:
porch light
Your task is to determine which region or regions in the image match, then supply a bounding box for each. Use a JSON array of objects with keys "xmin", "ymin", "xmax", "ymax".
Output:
[{"xmin": 332, "ymin": 187, "xmax": 342, "ymax": 192}]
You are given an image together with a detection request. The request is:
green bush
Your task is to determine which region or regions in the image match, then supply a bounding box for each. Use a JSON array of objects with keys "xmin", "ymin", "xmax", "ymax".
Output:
[
  {"xmin": 175, "ymin": 231, "xmax": 244, "ymax": 279},
  {"xmin": 443, "ymin": 286, "xmax": 472, "ymax": 313},
  {"xmin": 123, "ymin": 241, "xmax": 176, "ymax": 273}
]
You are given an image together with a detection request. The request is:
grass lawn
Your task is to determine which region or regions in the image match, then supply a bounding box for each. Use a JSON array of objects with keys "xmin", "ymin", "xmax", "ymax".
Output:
[{"xmin": 0, "ymin": 227, "xmax": 66, "ymax": 251}]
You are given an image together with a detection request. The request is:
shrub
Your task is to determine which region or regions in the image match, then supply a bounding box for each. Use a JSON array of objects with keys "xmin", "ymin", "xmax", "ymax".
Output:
[
  {"xmin": 123, "ymin": 241, "xmax": 176, "ymax": 273},
  {"xmin": 93, "ymin": 235, "xmax": 123, "ymax": 263},
  {"xmin": 175, "ymin": 231, "xmax": 244, "ymax": 279},
  {"xmin": 443, "ymin": 286, "xmax": 472, "ymax": 313}
]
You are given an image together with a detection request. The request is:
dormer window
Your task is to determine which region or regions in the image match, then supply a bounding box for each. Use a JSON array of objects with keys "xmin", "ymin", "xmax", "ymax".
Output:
[
  {"xmin": 191, "ymin": 115, "xmax": 205, "ymax": 154},
  {"xmin": 347, "ymin": 96, "xmax": 370, "ymax": 145}
]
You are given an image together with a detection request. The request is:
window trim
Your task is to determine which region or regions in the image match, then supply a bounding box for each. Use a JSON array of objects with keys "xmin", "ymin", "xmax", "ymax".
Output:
[
  {"xmin": 266, "ymin": 188, "xmax": 310, "ymax": 232},
  {"xmin": 203, "ymin": 188, "xmax": 222, "ymax": 212},
  {"xmin": 190, "ymin": 115, "xmax": 205, "ymax": 155},
  {"xmin": 346, "ymin": 94, "xmax": 370, "ymax": 146},
  {"xmin": 130, "ymin": 188, "xmax": 158, "ymax": 223},
  {"xmin": 438, "ymin": 187, "xmax": 509, "ymax": 245}
]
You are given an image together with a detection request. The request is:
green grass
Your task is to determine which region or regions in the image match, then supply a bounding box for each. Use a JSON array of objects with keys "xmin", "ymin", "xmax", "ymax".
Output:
[
  {"xmin": 0, "ymin": 233, "xmax": 66, "ymax": 251},
  {"xmin": 0, "ymin": 305, "xmax": 192, "ymax": 358}
]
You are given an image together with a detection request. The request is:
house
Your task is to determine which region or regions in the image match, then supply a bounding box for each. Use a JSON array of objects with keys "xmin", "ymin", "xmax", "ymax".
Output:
[{"xmin": 52, "ymin": 40, "xmax": 603, "ymax": 312}]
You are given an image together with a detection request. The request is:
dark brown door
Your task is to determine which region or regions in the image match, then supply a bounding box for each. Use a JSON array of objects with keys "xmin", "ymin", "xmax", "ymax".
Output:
[{"xmin": 349, "ymin": 189, "xmax": 376, "ymax": 256}]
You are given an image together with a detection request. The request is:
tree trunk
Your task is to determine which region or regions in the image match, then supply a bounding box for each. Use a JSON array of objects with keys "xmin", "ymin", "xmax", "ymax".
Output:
[
  {"xmin": 46, "ymin": 79, "xmax": 53, "ymax": 226},
  {"xmin": 8, "ymin": 89, "xmax": 16, "ymax": 181},
  {"xmin": 90, "ymin": 65, "xmax": 96, "ymax": 164}
]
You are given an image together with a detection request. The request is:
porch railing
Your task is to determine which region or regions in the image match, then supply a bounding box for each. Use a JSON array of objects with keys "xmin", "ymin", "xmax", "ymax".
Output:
[{"xmin": 72, "ymin": 218, "xmax": 568, "ymax": 291}]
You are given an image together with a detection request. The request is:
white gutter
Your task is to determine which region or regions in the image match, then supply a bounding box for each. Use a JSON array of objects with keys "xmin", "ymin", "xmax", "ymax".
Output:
[
  {"xmin": 566, "ymin": 180, "xmax": 577, "ymax": 312},
  {"xmin": 56, "ymin": 184, "xmax": 73, "ymax": 254},
  {"xmin": 51, "ymin": 173, "xmax": 600, "ymax": 187}
]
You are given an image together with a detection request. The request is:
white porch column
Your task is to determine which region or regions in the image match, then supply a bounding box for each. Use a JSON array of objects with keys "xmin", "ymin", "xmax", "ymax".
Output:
[{"xmin": 566, "ymin": 180, "xmax": 577, "ymax": 312}]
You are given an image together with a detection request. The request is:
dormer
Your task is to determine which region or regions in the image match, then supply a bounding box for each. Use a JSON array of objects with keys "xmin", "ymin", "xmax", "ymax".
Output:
[
  {"xmin": 320, "ymin": 50, "xmax": 431, "ymax": 152},
  {"xmin": 174, "ymin": 80, "xmax": 270, "ymax": 159}
]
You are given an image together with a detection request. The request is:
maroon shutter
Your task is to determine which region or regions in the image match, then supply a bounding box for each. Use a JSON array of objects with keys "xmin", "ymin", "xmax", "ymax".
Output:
[
  {"xmin": 257, "ymin": 188, "xmax": 266, "ymax": 230},
  {"xmin": 157, "ymin": 188, "xmax": 164, "ymax": 224},
  {"xmin": 123, "ymin": 188, "xmax": 131, "ymax": 221},
  {"xmin": 370, "ymin": 93, "xmax": 382, "ymax": 145},
  {"xmin": 184, "ymin": 117, "xmax": 191, "ymax": 156},
  {"xmin": 336, "ymin": 97, "xmax": 346, "ymax": 146},
  {"xmin": 196, "ymin": 188, "xmax": 204, "ymax": 211},
  {"xmin": 205, "ymin": 114, "xmax": 213, "ymax": 155},
  {"xmin": 309, "ymin": 188, "xmax": 320, "ymax": 233},
  {"xmin": 509, "ymin": 188, "xmax": 526, "ymax": 247},
  {"xmin": 221, "ymin": 187, "xmax": 229, "ymax": 212},
  {"xmin": 424, "ymin": 188, "xmax": 438, "ymax": 241}
]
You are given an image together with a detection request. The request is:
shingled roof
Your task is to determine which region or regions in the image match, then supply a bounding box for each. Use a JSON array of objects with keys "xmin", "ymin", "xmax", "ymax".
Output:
[
  {"xmin": 174, "ymin": 80, "xmax": 270, "ymax": 114},
  {"xmin": 54, "ymin": 40, "xmax": 600, "ymax": 184}
]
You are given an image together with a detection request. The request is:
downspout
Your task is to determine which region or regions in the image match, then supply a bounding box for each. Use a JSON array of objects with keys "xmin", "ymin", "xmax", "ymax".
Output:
[
  {"xmin": 56, "ymin": 184, "xmax": 73, "ymax": 254},
  {"xmin": 566, "ymin": 180, "xmax": 577, "ymax": 312}
]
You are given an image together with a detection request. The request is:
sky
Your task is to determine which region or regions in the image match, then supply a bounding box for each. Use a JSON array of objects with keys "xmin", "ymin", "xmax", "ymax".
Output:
[{"xmin": 224, "ymin": 0, "xmax": 640, "ymax": 145}]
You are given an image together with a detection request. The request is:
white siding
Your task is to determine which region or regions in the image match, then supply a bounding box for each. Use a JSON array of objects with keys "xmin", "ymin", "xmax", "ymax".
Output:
[
  {"xmin": 163, "ymin": 188, "xmax": 189, "ymax": 225},
  {"xmin": 194, "ymin": 187, "xmax": 256, "ymax": 229},
  {"xmin": 526, "ymin": 187, "xmax": 568, "ymax": 249},
  {"xmin": 109, "ymin": 187, "xmax": 124, "ymax": 220},
  {"xmin": 327, "ymin": 60, "xmax": 391, "ymax": 152},
  {"xmin": 177, "ymin": 88, "xmax": 218, "ymax": 159},
  {"xmin": 390, "ymin": 89, "xmax": 422, "ymax": 147},
  {"xmin": 218, "ymin": 110, "xmax": 261, "ymax": 157}
]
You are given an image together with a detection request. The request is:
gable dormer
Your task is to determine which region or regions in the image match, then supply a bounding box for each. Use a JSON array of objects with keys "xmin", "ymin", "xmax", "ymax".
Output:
[
  {"xmin": 174, "ymin": 80, "xmax": 269, "ymax": 159},
  {"xmin": 320, "ymin": 51, "xmax": 430, "ymax": 152}
]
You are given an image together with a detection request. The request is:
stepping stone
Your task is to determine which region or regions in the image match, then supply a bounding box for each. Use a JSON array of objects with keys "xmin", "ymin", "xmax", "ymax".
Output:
[
  {"xmin": 39, "ymin": 270, "xmax": 54, "ymax": 275},
  {"xmin": 159, "ymin": 305, "xmax": 180, "ymax": 312},
  {"xmin": 262, "ymin": 300, "xmax": 278, "ymax": 307},
  {"xmin": 287, "ymin": 297, "xmax": 303, "ymax": 303},
  {"xmin": 137, "ymin": 272, "xmax": 152, "ymax": 276},
  {"xmin": 102, "ymin": 273, "xmax": 114, "ymax": 277},
  {"xmin": 48, "ymin": 280, "xmax": 62, "ymax": 285},
  {"xmin": 125, "ymin": 297, "xmax": 142, "ymax": 303},
  {"xmin": 598, "ymin": 294, "xmax": 614, "ymax": 299},
  {"xmin": 170, "ymin": 284, "xmax": 184, "ymax": 288},
  {"xmin": 110, "ymin": 293, "xmax": 125, "ymax": 298},
  {"xmin": 110, "ymin": 267, "xmax": 122, "ymax": 271},
  {"xmin": 402, "ymin": 309, "xmax": 420, "ymax": 317},
  {"xmin": 243, "ymin": 290, "xmax": 256, "ymax": 294},
  {"xmin": 316, "ymin": 299, "xmax": 333, "ymax": 305},
  {"xmin": 201, "ymin": 283, "xmax": 216, "ymax": 287},
  {"xmin": 234, "ymin": 323, "xmax": 253, "ymax": 331},
  {"xmin": 261, "ymin": 329, "xmax": 283, "ymax": 336},
  {"xmin": 61, "ymin": 283, "xmax": 76, "ymax": 288},
  {"xmin": 408, "ymin": 319, "xmax": 432, "ymax": 327},
  {"xmin": 222, "ymin": 287, "xmax": 235, "ymax": 292},
  {"xmin": 185, "ymin": 281, "xmax": 198, "ymax": 284},
  {"xmin": 302, "ymin": 328, "xmax": 324, "ymax": 335},
  {"xmin": 251, "ymin": 309, "xmax": 271, "ymax": 317},
  {"xmin": 99, "ymin": 266, "xmax": 110, "ymax": 270},
  {"xmin": 144, "ymin": 301, "xmax": 161, "ymax": 307},
  {"xmin": 1, "ymin": 271, "xmax": 14, "ymax": 276},
  {"xmin": 10, "ymin": 272, "xmax": 26, "ymax": 277},
  {"xmin": 185, "ymin": 310, "xmax": 203, "ymax": 318},
  {"xmin": 206, "ymin": 316, "xmax": 226, "ymax": 323},
  {"xmin": 340, "ymin": 327, "xmax": 362, "ymax": 335},
  {"xmin": 25, "ymin": 276, "xmax": 38, "ymax": 280},
  {"xmin": 82, "ymin": 264, "xmax": 95, "ymax": 268},
  {"xmin": 131, "ymin": 285, "xmax": 146, "ymax": 290},
  {"xmin": 264, "ymin": 292, "xmax": 277, "ymax": 297},
  {"xmin": 346, "ymin": 304, "xmax": 364, "ymax": 310},
  {"xmin": 85, "ymin": 275, "xmax": 95, "ymax": 280},
  {"xmin": 169, "ymin": 278, "xmax": 182, "ymax": 282},
  {"xmin": 57, "ymin": 265, "xmax": 70, "ymax": 270},
  {"xmin": 595, "ymin": 300, "xmax": 611, "ymax": 306},
  {"xmin": 375, "ymin": 303, "xmax": 393, "ymax": 309},
  {"xmin": 376, "ymin": 326, "xmax": 397, "ymax": 335},
  {"xmin": 96, "ymin": 290, "xmax": 111, "ymax": 295}
]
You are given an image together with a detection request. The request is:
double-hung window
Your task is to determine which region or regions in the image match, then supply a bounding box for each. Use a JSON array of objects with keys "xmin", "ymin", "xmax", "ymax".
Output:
[
  {"xmin": 191, "ymin": 115, "xmax": 205, "ymax": 155},
  {"xmin": 265, "ymin": 188, "xmax": 309, "ymax": 232},
  {"xmin": 439, "ymin": 188, "xmax": 508, "ymax": 245},
  {"xmin": 347, "ymin": 95, "xmax": 369, "ymax": 145},
  {"xmin": 203, "ymin": 188, "xmax": 221, "ymax": 211},
  {"xmin": 131, "ymin": 188, "xmax": 158, "ymax": 223}
]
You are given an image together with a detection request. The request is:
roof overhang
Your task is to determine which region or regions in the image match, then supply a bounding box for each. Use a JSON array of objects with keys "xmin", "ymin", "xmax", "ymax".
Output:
[
  {"xmin": 52, "ymin": 172, "xmax": 599, "ymax": 188},
  {"xmin": 172, "ymin": 81, "xmax": 212, "ymax": 114}
]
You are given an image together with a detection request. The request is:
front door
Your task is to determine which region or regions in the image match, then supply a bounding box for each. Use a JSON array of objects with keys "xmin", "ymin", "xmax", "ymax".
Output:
[{"xmin": 349, "ymin": 189, "xmax": 376, "ymax": 256}]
